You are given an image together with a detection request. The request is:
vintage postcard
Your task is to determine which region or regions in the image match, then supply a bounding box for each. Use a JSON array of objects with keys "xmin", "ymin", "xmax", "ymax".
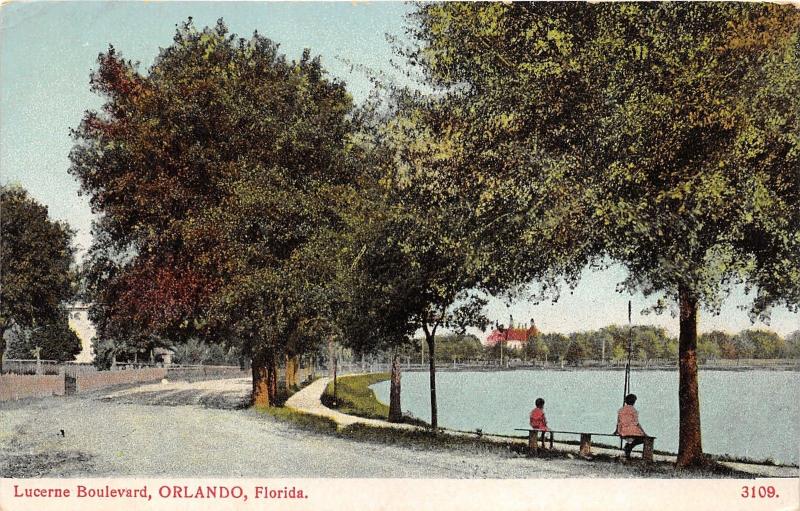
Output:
[{"xmin": 1, "ymin": 2, "xmax": 798, "ymax": 510}]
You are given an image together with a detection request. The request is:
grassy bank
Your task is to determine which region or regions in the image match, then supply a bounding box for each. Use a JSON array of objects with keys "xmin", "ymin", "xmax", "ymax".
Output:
[
  {"xmin": 321, "ymin": 373, "xmax": 391, "ymax": 419},
  {"xmin": 320, "ymin": 373, "xmax": 427, "ymax": 426}
]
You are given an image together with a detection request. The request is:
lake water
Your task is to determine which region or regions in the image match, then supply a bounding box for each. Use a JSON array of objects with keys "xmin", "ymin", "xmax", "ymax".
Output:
[{"xmin": 372, "ymin": 369, "xmax": 800, "ymax": 465}]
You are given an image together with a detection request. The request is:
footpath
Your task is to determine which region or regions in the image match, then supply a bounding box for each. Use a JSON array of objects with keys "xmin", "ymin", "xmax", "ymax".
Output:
[{"xmin": 285, "ymin": 377, "xmax": 798, "ymax": 478}]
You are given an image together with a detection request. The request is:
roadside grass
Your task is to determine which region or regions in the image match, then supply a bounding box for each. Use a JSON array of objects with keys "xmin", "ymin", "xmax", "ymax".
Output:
[
  {"xmin": 250, "ymin": 375, "xmax": 340, "ymax": 432},
  {"xmin": 321, "ymin": 373, "xmax": 427, "ymax": 426},
  {"xmin": 256, "ymin": 404, "xmax": 338, "ymax": 433}
]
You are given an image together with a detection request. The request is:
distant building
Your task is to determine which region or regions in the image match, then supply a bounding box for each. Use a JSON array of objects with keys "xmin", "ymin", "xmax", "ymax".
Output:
[
  {"xmin": 484, "ymin": 324, "xmax": 540, "ymax": 350},
  {"xmin": 66, "ymin": 303, "xmax": 96, "ymax": 363}
]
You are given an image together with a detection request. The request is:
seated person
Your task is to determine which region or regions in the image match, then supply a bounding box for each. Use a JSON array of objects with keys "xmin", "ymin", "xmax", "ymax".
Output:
[
  {"xmin": 616, "ymin": 393, "xmax": 647, "ymax": 459},
  {"xmin": 529, "ymin": 397, "xmax": 549, "ymax": 447}
]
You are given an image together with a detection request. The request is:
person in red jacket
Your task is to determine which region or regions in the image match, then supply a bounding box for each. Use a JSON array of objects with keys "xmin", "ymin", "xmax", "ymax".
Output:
[
  {"xmin": 529, "ymin": 397, "xmax": 549, "ymax": 448},
  {"xmin": 616, "ymin": 393, "xmax": 647, "ymax": 459}
]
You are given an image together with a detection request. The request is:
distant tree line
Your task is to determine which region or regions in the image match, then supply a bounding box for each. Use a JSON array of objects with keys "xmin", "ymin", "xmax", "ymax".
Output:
[{"xmin": 390, "ymin": 328, "xmax": 800, "ymax": 364}]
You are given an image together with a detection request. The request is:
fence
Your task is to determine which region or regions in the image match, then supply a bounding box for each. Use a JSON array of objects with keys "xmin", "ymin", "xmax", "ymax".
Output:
[
  {"xmin": 63, "ymin": 362, "xmax": 99, "ymax": 378},
  {"xmin": 167, "ymin": 365, "xmax": 249, "ymax": 382},
  {"xmin": 2, "ymin": 359, "xmax": 63, "ymax": 375},
  {"xmin": 74, "ymin": 367, "xmax": 168, "ymax": 393},
  {"xmin": 0, "ymin": 373, "xmax": 65, "ymax": 401}
]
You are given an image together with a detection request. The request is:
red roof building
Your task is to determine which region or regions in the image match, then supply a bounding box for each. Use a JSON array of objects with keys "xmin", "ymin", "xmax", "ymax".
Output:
[{"xmin": 484, "ymin": 325, "xmax": 540, "ymax": 349}]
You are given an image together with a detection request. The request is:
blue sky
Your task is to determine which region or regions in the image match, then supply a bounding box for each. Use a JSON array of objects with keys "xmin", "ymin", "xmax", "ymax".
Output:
[{"xmin": 1, "ymin": 1, "xmax": 798, "ymax": 338}]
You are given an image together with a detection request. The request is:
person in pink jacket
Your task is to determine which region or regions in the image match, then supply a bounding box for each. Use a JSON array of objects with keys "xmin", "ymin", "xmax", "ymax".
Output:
[
  {"xmin": 616, "ymin": 393, "xmax": 647, "ymax": 458},
  {"xmin": 529, "ymin": 397, "xmax": 549, "ymax": 448}
]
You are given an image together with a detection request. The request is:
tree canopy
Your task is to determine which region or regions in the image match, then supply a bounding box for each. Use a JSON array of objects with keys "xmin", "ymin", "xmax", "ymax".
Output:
[
  {"xmin": 406, "ymin": 2, "xmax": 800, "ymax": 466},
  {"xmin": 70, "ymin": 19, "xmax": 358, "ymax": 404},
  {"xmin": 0, "ymin": 185, "xmax": 76, "ymax": 368}
]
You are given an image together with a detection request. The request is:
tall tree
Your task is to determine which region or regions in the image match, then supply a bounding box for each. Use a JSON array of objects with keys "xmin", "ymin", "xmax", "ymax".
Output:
[
  {"xmin": 376, "ymin": 99, "xmax": 490, "ymax": 430},
  {"xmin": 70, "ymin": 20, "xmax": 356, "ymax": 405},
  {"xmin": 0, "ymin": 185, "xmax": 76, "ymax": 370},
  {"xmin": 334, "ymin": 179, "xmax": 447, "ymax": 421},
  {"xmin": 407, "ymin": 3, "xmax": 800, "ymax": 465}
]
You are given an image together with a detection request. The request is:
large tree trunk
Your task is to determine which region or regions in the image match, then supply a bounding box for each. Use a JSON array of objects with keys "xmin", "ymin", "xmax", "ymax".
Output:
[
  {"xmin": 677, "ymin": 286, "xmax": 705, "ymax": 467},
  {"xmin": 252, "ymin": 350, "xmax": 270, "ymax": 407},
  {"xmin": 252, "ymin": 348, "xmax": 279, "ymax": 407},
  {"xmin": 388, "ymin": 351, "xmax": 402, "ymax": 423}
]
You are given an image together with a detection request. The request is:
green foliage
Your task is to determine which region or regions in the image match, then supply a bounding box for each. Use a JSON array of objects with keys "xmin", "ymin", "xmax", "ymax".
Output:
[
  {"xmin": 171, "ymin": 338, "xmax": 242, "ymax": 366},
  {"xmin": 407, "ymin": 2, "xmax": 800, "ymax": 317},
  {"xmin": 7, "ymin": 320, "xmax": 81, "ymax": 362},
  {"xmin": 0, "ymin": 185, "xmax": 76, "ymax": 363},
  {"xmin": 90, "ymin": 335, "xmax": 172, "ymax": 370},
  {"xmin": 433, "ymin": 334, "xmax": 484, "ymax": 362},
  {"xmin": 733, "ymin": 329, "xmax": 788, "ymax": 359},
  {"xmin": 70, "ymin": 19, "xmax": 357, "ymax": 362},
  {"xmin": 396, "ymin": 334, "xmax": 484, "ymax": 362},
  {"xmin": 699, "ymin": 331, "xmax": 736, "ymax": 359},
  {"xmin": 407, "ymin": 3, "xmax": 799, "ymax": 465}
]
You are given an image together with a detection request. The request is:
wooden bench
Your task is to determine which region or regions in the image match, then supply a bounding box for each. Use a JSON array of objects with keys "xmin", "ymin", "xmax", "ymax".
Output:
[{"xmin": 515, "ymin": 428, "xmax": 656, "ymax": 461}]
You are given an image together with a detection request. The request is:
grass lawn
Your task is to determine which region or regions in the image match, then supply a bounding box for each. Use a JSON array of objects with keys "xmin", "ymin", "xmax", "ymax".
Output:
[
  {"xmin": 321, "ymin": 373, "xmax": 428, "ymax": 426},
  {"xmin": 321, "ymin": 373, "xmax": 391, "ymax": 420}
]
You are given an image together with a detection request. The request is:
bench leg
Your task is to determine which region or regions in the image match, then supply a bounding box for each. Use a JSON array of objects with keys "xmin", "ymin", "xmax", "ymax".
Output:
[
  {"xmin": 579, "ymin": 433, "xmax": 592, "ymax": 457},
  {"xmin": 642, "ymin": 437, "xmax": 654, "ymax": 462},
  {"xmin": 549, "ymin": 431, "xmax": 554, "ymax": 450}
]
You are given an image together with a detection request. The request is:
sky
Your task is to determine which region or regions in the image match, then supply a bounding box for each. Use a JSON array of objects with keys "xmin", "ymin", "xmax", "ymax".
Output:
[{"xmin": 1, "ymin": 1, "xmax": 798, "ymax": 339}]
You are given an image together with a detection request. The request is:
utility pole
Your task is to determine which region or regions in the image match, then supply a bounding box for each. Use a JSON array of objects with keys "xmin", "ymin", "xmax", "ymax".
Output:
[
  {"xmin": 507, "ymin": 314, "xmax": 513, "ymax": 368},
  {"xmin": 623, "ymin": 300, "xmax": 633, "ymax": 402}
]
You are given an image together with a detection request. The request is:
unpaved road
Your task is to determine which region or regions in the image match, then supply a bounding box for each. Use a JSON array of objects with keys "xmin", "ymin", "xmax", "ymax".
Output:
[{"xmin": 0, "ymin": 378, "xmax": 751, "ymax": 478}]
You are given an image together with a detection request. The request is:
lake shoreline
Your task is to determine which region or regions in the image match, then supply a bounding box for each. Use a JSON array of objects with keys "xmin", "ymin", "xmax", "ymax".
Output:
[
  {"xmin": 394, "ymin": 364, "xmax": 799, "ymax": 373},
  {"xmin": 373, "ymin": 369, "xmax": 799, "ymax": 466},
  {"xmin": 317, "ymin": 374, "xmax": 798, "ymax": 475}
]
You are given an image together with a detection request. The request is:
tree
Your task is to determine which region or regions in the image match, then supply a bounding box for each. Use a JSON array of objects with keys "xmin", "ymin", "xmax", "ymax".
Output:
[
  {"xmin": 0, "ymin": 185, "xmax": 76, "ymax": 370},
  {"xmin": 786, "ymin": 331, "xmax": 800, "ymax": 359},
  {"xmin": 377, "ymin": 96, "xmax": 495, "ymax": 430},
  {"xmin": 7, "ymin": 319, "xmax": 81, "ymax": 362},
  {"xmin": 407, "ymin": 2, "xmax": 800, "ymax": 466},
  {"xmin": 735, "ymin": 329, "xmax": 787, "ymax": 359},
  {"xmin": 70, "ymin": 20, "xmax": 356, "ymax": 406},
  {"xmin": 699, "ymin": 331, "xmax": 736, "ymax": 359},
  {"xmin": 333, "ymin": 178, "xmax": 426, "ymax": 419},
  {"xmin": 696, "ymin": 336, "xmax": 721, "ymax": 362},
  {"xmin": 564, "ymin": 333, "xmax": 588, "ymax": 365},
  {"xmin": 171, "ymin": 338, "xmax": 241, "ymax": 366},
  {"xmin": 334, "ymin": 205, "xmax": 418, "ymax": 422}
]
